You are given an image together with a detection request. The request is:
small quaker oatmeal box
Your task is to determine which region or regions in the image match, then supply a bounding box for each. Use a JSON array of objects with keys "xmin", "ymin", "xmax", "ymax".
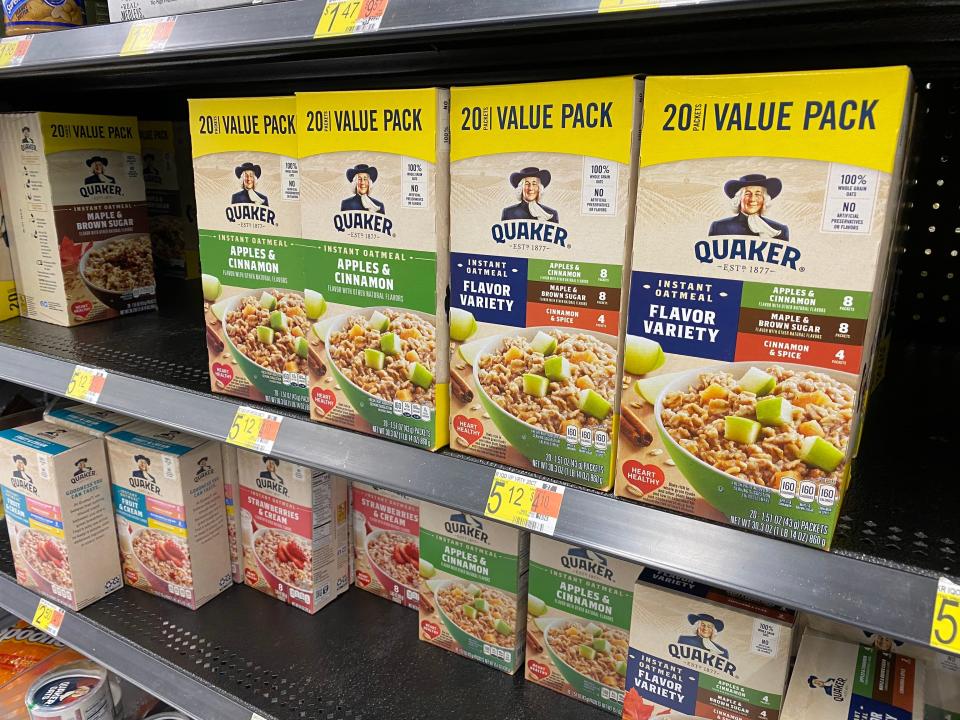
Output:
[
  {"xmin": 0, "ymin": 187, "xmax": 18, "ymax": 322},
  {"xmin": 189, "ymin": 97, "xmax": 308, "ymax": 411},
  {"xmin": 419, "ymin": 501, "xmax": 529, "ymax": 674},
  {"xmin": 352, "ymin": 481, "xmax": 420, "ymax": 609},
  {"xmin": 220, "ymin": 443, "xmax": 242, "ymax": 584},
  {"xmin": 782, "ymin": 631, "xmax": 925, "ymax": 720},
  {"xmin": 625, "ymin": 567, "xmax": 794, "ymax": 720},
  {"xmin": 106, "ymin": 421, "xmax": 232, "ymax": 609},
  {"xmin": 526, "ymin": 535, "xmax": 639, "ymax": 715},
  {"xmin": 43, "ymin": 402, "xmax": 134, "ymax": 438},
  {"xmin": 449, "ymin": 77, "xmax": 641, "ymax": 490},
  {"xmin": 237, "ymin": 451, "xmax": 349, "ymax": 613},
  {"xmin": 0, "ymin": 421, "xmax": 121, "ymax": 611},
  {"xmin": 298, "ymin": 88, "xmax": 450, "ymax": 450},
  {"xmin": 0, "ymin": 112, "xmax": 156, "ymax": 326},
  {"xmin": 615, "ymin": 68, "xmax": 915, "ymax": 549}
]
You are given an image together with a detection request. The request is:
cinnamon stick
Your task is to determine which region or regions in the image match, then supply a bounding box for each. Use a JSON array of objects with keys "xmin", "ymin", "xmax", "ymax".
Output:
[
  {"xmin": 205, "ymin": 321, "xmax": 225, "ymax": 354},
  {"xmin": 526, "ymin": 629, "xmax": 543, "ymax": 654},
  {"xmin": 621, "ymin": 406, "xmax": 653, "ymax": 447},
  {"xmin": 451, "ymin": 369, "xmax": 473, "ymax": 403},
  {"xmin": 420, "ymin": 592, "xmax": 435, "ymax": 615},
  {"xmin": 308, "ymin": 345, "xmax": 326, "ymax": 376}
]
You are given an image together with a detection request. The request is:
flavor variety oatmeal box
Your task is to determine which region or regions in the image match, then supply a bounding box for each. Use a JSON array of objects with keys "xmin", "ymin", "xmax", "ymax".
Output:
[
  {"xmin": 43, "ymin": 401, "xmax": 134, "ymax": 438},
  {"xmin": 238, "ymin": 451, "xmax": 349, "ymax": 613},
  {"xmin": 220, "ymin": 443, "xmax": 242, "ymax": 584},
  {"xmin": 189, "ymin": 97, "xmax": 308, "ymax": 411},
  {"xmin": 0, "ymin": 421, "xmax": 121, "ymax": 610},
  {"xmin": 0, "ymin": 112, "xmax": 157, "ymax": 326},
  {"xmin": 106, "ymin": 421, "xmax": 232, "ymax": 609},
  {"xmin": 298, "ymin": 88, "xmax": 450, "ymax": 450},
  {"xmin": 449, "ymin": 77, "xmax": 641, "ymax": 490},
  {"xmin": 615, "ymin": 67, "xmax": 915, "ymax": 548},
  {"xmin": 419, "ymin": 501, "xmax": 529, "ymax": 674},
  {"xmin": 525, "ymin": 535, "xmax": 639, "ymax": 715},
  {"xmin": 352, "ymin": 481, "xmax": 420, "ymax": 609},
  {"xmin": 625, "ymin": 567, "xmax": 794, "ymax": 720}
]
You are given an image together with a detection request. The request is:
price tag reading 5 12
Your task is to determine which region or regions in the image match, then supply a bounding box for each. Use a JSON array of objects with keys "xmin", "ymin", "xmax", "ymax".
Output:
[
  {"xmin": 485, "ymin": 469, "xmax": 565, "ymax": 535},
  {"xmin": 226, "ymin": 406, "xmax": 283, "ymax": 454},
  {"xmin": 931, "ymin": 576, "xmax": 960, "ymax": 654},
  {"xmin": 65, "ymin": 365, "xmax": 107, "ymax": 404}
]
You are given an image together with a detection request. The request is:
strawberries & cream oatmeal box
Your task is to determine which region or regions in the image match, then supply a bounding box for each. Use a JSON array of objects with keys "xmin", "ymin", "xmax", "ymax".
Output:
[
  {"xmin": 0, "ymin": 421, "xmax": 121, "ymax": 611},
  {"xmin": 189, "ymin": 97, "xmax": 309, "ymax": 411},
  {"xmin": 298, "ymin": 88, "xmax": 450, "ymax": 450},
  {"xmin": 220, "ymin": 443, "xmax": 242, "ymax": 584},
  {"xmin": 624, "ymin": 567, "xmax": 794, "ymax": 720},
  {"xmin": 352, "ymin": 480, "xmax": 420, "ymax": 609},
  {"xmin": 449, "ymin": 77, "xmax": 641, "ymax": 490},
  {"xmin": 615, "ymin": 68, "xmax": 915, "ymax": 548},
  {"xmin": 106, "ymin": 421, "xmax": 232, "ymax": 609},
  {"xmin": 238, "ymin": 451, "xmax": 349, "ymax": 613},
  {"xmin": 0, "ymin": 112, "xmax": 157, "ymax": 326}
]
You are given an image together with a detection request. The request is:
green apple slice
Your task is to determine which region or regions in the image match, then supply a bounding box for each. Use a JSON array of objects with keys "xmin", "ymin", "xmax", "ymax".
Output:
[
  {"xmin": 800, "ymin": 436, "xmax": 844, "ymax": 471},
  {"xmin": 259, "ymin": 291, "xmax": 277, "ymax": 311},
  {"xmin": 724, "ymin": 416, "xmax": 761, "ymax": 444},
  {"xmin": 294, "ymin": 336, "xmax": 309, "ymax": 359},
  {"xmin": 210, "ymin": 298, "xmax": 230, "ymax": 322},
  {"xmin": 624, "ymin": 335, "xmax": 665, "ymax": 376},
  {"xmin": 585, "ymin": 622, "xmax": 602, "ymax": 637},
  {"xmin": 756, "ymin": 396, "xmax": 794, "ymax": 426},
  {"xmin": 368, "ymin": 310, "xmax": 389, "ymax": 332},
  {"xmin": 634, "ymin": 373, "xmax": 677, "ymax": 405},
  {"xmin": 311, "ymin": 317, "xmax": 334, "ymax": 343},
  {"xmin": 494, "ymin": 619, "xmax": 513, "ymax": 636},
  {"xmin": 201, "ymin": 273, "xmax": 221, "ymax": 302},
  {"xmin": 528, "ymin": 594, "xmax": 547, "ymax": 617},
  {"xmin": 740, "ymin": 367, "xmax": 776, "ymax": 396},
  {"xmin": 465, "ymin": 583, "xmax": 482, "ymax": 597},
  {"xmin": 418, "ymin": 558, "xmax": 437, "ymax": 579},
  {"xmin": 592, "ymin": 638, "xmax": 611, "ymax": 653},
  {"xmin": 304, "ymin": 289, "xmax": 326, "ymax": 320},
  {"xmin": 462, "ymin": 603, "xmax": 478, "ymax": 620},
  {"xmin": 364, "ymin": 348, "xmax": 385, "ymax": 370},
  {"xmin": 578, "ymin": 389, "xmax": 611, "ymax": 419},
  {"xmin": 544, "ymin": 355, "xmax": 570, "ymax": 382},
  {"xmin": 407, "ymin": 362, "xmax": 434, "ymax": 389},
  {"xmin": 269, "ymin": 310, "xmax": 288, "ymax": 331},
  {"xmin": 578, "ymin": 644, "xmax": 597, "ymax": 661},
  {"xmin": 473, "ymin": 598, "xmax": 489, "ymax": 612},
  {"xmin": 530, "ymin": 330, "xmax": 558, "ymax": 356},
  {"xmin": 616, "ymin": 660, "xmax": 627, "ymax": 677},
  {"xmin": 256, "ymin": 326, "xmax": 274, "ymax": 345},
  {"xmin": 450, "ymin": 307, "xmax": 478, "ymax": 342},
  {"xmin": 523, "ymin": 373, "xmax": 549, "ymax": 398},
  {"xmin": 457, "ymin": 337, "xmax": 488, "ymax": 366},
  {"xmin": 380, "ymin": 332, "xmax": 401, "ymax": 355}
]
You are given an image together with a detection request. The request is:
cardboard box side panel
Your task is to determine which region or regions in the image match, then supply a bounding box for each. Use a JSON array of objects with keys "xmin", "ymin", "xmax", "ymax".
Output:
[{"xmin": 181, "ymin": 444, "xmax": 232, "ymax": 606}]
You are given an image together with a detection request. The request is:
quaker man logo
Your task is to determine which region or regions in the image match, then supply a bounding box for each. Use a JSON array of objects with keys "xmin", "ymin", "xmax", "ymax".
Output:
[
  {"xmin": 194, "ymin": 456, "xmax": 214, "ymax": 482},
  {"xmin": 142, "ymin": 153, "xmax": 161, "ymax": 185},
  {"xmin": 444, "ymin": 512, "xmax": 489, "ymax": 543},
  {"xmin": 256, "ymin": 455, "xmax": 287, "ymax": 495},
  {"xmin": 334, "ymin": 164, "xmax": 393, "ymax": 236},
  {"xmin": 808, "ymin": 675, "xmax": 847, "ymax": 702},
  {"xmin": 37, "ymin": 428, "xmax": 67, "ymax": 440},
  {"xmin": 72, "ymin": 457, "xmax": 95, "ymax": 483},
  {"xmin": 155, "ymin": 429, "xmax": 181, "ymax": 442},
  {"xmin": 80, "ymin": 156, "xmax": 123, "ymax": 198},
  {"xmin": 10, "ymin": 454, "xmax": 37, "ymax": 494},
  {"xmin": 863, "ymin": 630, "xmax": 902, "ymax": 653},
  {"xmin": 20, "ymin": 126, "xmax": 37, "ymax": 152},
  {"xmin": 561, "ymin": 546, "xmax": 614, "ymax": 581},
  {"xmin": 129, "ymin": 454, "xmax": 161, "ymax": 494},
  {"xmin": 492, "ymin": 166, "xmax": 568, "ymax": 247},
  {"xmin": 668, "ymin": 613, "xmax": 737, "ymax": 676},
  {"xmin": 226, "ymin": 162, "xmax": 276, "ymax": 226}
]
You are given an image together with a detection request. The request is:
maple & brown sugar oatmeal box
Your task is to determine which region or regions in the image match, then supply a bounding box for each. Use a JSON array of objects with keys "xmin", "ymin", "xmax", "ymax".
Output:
[
  {"xmin": 0, "ymin": 421, "xmax": 121, "ymax": 610},
  {"xmin": 238, "ymin": 451, "xmax": 349, "ymax": 613},
  {"xmin": 352, "ymin": 480, "xmax": 420, "ymax": 609},
  {"xmin": 0, "ymin": 112, "xmax": 157, "ymax": 326},
  {"xmin": 614, "ymin": 68, "xmax": 915, "ymax": 549},
  {"xmin": 449, "ymin": 77, "xmax": 641, "ymax": 490},
  {"xmin": 106, "ymin": 421, "xmax": 232, "ymax": 609}
]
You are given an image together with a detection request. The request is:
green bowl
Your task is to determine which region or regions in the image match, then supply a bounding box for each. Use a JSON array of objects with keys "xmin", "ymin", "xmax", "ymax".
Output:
[
  {"xmin": 653, "ymin": 361, "xmax": 857, "ymax": 533},
  {"xmin": 472, "ymin": 326, "xmax": 618, "ymax": 490},
  {"xmin": 220, "ymin": 289, "xmax": 309, "ymax": 411},
  {"xmin": 541, "ymin": 619, "xmax": 625, "ymax": 714},
  {"xmin": 432, "ymin": 579, "xmax": 517, "ymax": 672}
]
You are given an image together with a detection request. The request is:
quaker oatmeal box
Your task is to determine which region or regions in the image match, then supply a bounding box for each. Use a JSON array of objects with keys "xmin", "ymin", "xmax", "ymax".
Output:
[
  {"xmin": 419, "ymin": 501, "xmax": 529, "ymax": 674},
  {"xmin": 0, "ymin": 112, "xmax": 156, "ymax": 326},
  {"xmin": 352, "ymin": 481, "xmax": 420, "ymax": 609},
  {"xmin": 43, "ymin": 401, "xmax": 134, "ymax": 438},
  {"xmin": 615, "ymin": 68, "xmax": 915, "ymax": 548},
  {"xmin": 298, "ymin": 88, "xmax": 450, "ymax": 450},
  {"xmin": 106, "ymin": 421, "xmax": 232, "ymax": 609},
  {"xmin": 220, "ymin": 443, "xmax": 242, "ymax": 584},
  {"xmin": 238, "ymin": 451, "xmax": 349, "ymax": 613},
  {"xmin": 525, "ymin": 535, "xmax": 640, "ymax": 715},
  {"xmin": 0, "ymin": 187, "xmax": 18, "ymax": 322},
  {"xmin": 782, "ymin": 630, "xmax": 925, "ymax": 720},
  {"xmin": 625, "ymin": 567, "xmax": 794, "ymax": 720},
  {"xmin": 0, "ymin": 421, "xmax": 121, "ymax": 611},
  {"xmin": 449, "ymin": 77, "xmax": 641, "ymax": 490},
  {"xmin": 189, "ymin": 97, "xmax": 309, "ymax": 411}
]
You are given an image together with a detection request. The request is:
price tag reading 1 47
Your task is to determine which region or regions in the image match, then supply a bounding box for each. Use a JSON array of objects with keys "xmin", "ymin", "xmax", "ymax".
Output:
[
  {"xmin": 485, "ymin": 469, "xmax": 565, "ymax": 535},
  {"xmin": 226, "ymin": 406, "xmax": 283, "ymax": 454},
  {"xmin": 314, "ymin": 0, "xmax": 390, "ymax": 38},
  {"xmin": 931, "ymin": 576, "xmax": 960, "ymax": 654}
]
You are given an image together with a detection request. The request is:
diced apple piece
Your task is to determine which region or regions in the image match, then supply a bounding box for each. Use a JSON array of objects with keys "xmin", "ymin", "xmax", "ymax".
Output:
[
  {"xmin": 457, "ymin": 337, "xmax": 487, "ymax": 366},
  {"xmin": 800, "ymin": 436, "xmax": 844, "ymax": 472},
  {"xmin": 724, "ymin": 416, "xmax": 761, "ymax": 444},
  {"xmin": 408, "ymin": 362, "xmax": 434, "ymax": 389},
  {"xmin": 585, "ymin": 622, "xmax": 602, "ymax": 638},
  {"xmin": 495, "ymin": 619, "xmax": 513, "ymax": 636},
  {"xmin": 418, "ymin": 558, "xmax": 436, "ymax": 579},
  {"xmin": 294, "ymin": 337, "xmax": 309, "ymax": 359},
  {"xmin": 634, "ymin": 374, "xmax": 677, "ymax": 405},
  {"xmin": 575, "ymin": 376, "xmax": 594, "ymax": 390},
  {"xmin": 528, "ymin": 594, "xmax": 547, "ymax": 617},
  {"xmin": 798, "ymin": 420, "xmax": 825, "ymax": 437},
  {"xmin": 624, "ymin": 335, "xmax": 665, "ymax": 376},
  {"xmin": 364, "ymin": 348, "xmax": 385, "ymax": 370},
  {"xmin": 699, "ymin": 383, "xmax": 728, "ymax": 401},
  {"xmin": 544, "ymin": 355, "xmax": 570, "ymax": 382},
  {"xmin": 465, "ymin": 583, "xmax": 482, "ymax": 597},
  {"xmin": 256, "ymin": 326, "xmax": 274, "ymax": 345},
  {"xmin": 473, "ymin": 598, "xmax": 489, "ymax": 612},
  {"xmin": 201, "ymin": 274, "xmax": 221, "ymax": 302},
  {"xmin": 755, "ymin": 396, "xmax": 794, "ymax": 426},
  {"xmin": 450, "ymin": 307, "xmax": 478, "ymax": 342},
  {"xmin": 312, "ymin": 318, "xmax": 334, "ymax": 342},
  {"xmin": 210, "ymin": 298, "xmax": 230, "ymax": 321},
  {"xmin": 593, "ymin": 638, "xmax": 611, "ymax": 653},
  {"xmin": 523, "ymin": 373, "xmax": 548, "ymax": 398},
  {"xmin": 462, "ymin": 603, "xmax": 478, "ymax": 620},
  {"xmin": 368, "ymin": 310, "xmax": 389, "ymax": 332},
  {"xmin": 739, "ymin": 367, "xmax": 776, "ymax": 396},
  {"xmin": 269, "ymin": 310, "xmax": 288, "ymax": 331},
  {"xmin": 531, "ymin": 330, "xmax": 558, "ymax": 356},
  {"xmin": 578, "ymin": 644, "xmax": 597, "ymax": 661},
  {"xmin": 578, "ymin": 389, "xmax": 611, "ymax": 420},
  {"xmin": 380, "ymin": 332, "xmax": 401, "ymax": 355},
  {"xmin": 616, "ymin": 660, "xmax": 628, "ymax": 677},
  {"xmin": 259, "ymin": 291, "xmax": 277, "ymax": 311},
  {"xmin": 302, "ymin": 289, "xmax": 326, "ymax": 319}
]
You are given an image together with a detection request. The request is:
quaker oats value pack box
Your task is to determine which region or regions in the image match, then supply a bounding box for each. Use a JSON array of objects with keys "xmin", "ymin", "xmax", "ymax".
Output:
[
  {"xmin": 106, "ymin": 420, "xmax": 233, "ymax": 609},
  {"xmin": 0, "ymin": 187, "xmax": 18, "ymax": 322},
  {"xmin": 624, "ymin": 567, "xmax": 795, "ymax": 720},
  {"xmin": 0, "ymin": 421, "xmax": 121, "ymax": 611},
  {"xmin": 614, "ymin": 67, "xmax": 915, "ymax": 549},
  {"xmin": 189, "ymin": 97, "xmax": 309, "ymax": 411},
  {"xmin": 297, "ymin": 88, "xmax": 450, "ymax": 450},
  {"xmin": 449, "ymin": 77, "xmax": 641, "ymax": 490},
  {"xmin": 0, "ymin": 112, "xmax": 157, "ymax": 326}
]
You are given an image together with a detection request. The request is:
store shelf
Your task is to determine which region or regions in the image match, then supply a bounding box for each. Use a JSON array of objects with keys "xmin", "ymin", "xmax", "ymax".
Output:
[
  {"xmin": 0, "ymin": 528, "xmax": 601, "ymax": 720},
  {"xmin": 0, "ymin": 285, "xmax": 953, "ymax": 656}
]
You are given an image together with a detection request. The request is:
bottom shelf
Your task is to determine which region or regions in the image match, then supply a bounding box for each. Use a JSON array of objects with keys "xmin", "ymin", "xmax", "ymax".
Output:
[{"xmin": 0, "ymin": 524, "xmax": 605, "ymax": 720}]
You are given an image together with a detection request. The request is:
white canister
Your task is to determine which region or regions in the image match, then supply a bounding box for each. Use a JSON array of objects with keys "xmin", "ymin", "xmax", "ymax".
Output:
[{"xmin": 26, "ymin": 663, "xmax": 116, "ymax": 720}]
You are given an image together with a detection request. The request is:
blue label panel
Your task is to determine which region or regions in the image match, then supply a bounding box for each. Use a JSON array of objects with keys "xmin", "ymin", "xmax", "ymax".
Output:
[
  {"xmin": 850, "ymin": 694, "xmax": 914, "ymax": 720},
  {"xmin": 48, "ymin": 408, "xmax": 120, "ymax": 434},
  {"xmin": 112, "ymin": 485, "xmax": 148, "ymax": 525},
  {"xmin": 626, "ymin": 648, "xmax": 698, "ymax": 715},
  {"xmin": 450, "ymin": 251, "xmax": 527, "ymax": 328},
  {"xmin": 1, "ymin": 486, "xmax": 28, "ymax": 526},
  {"xmin": 109, "ymin": 431, "xmax": 193, "ymax": 455},
  {"xmin": 0, "ymin": 429, "xmax": 70, "ymax": 455}
]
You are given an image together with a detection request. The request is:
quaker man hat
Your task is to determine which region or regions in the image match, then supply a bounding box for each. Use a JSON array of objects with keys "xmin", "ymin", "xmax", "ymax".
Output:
[
  {"xmin": 134, "ymin": 454, "xmax": 150, "ymax": 464},
  {"xmin": 262, "ymin": 455, "xmax": 280, "ymax": 464},
  {"xmin": 74, "ymin": 458, "xmax": 88, "ymax": 466},
  {"xmin": 12, "ymin": 454, "xmax": 26, "ymax": 464},
  {"xmin": 510, "ymin": 166, "xmax": 551, "ymax": 188},
  {"xmin": 346, "ymin": 164, "xmax": 378, "ymax": 183},
  {"xmin": 807, "ymin": 676, "xmax": 821, "ymax": 688},
  {"xmin": 86, "ymin": 156, "xmax": 109, "ymax": 167},
  {"xmin": 687, "ymin": 613, "xmax": 724, "ymax": 632},
  {"xmin": 235, "ymin": 162, "xmax": 261, "ymax": 179},
  {"xmin": 723, "ymin": 173, "xmax": 782, "ymax": 200},
  {"xmin": 197, "ymin": 457, "xmax": 208, "ymax": 465},
  {"xmin": 143, "ymin": 153, "xmax": 155, "ymax": 162}
]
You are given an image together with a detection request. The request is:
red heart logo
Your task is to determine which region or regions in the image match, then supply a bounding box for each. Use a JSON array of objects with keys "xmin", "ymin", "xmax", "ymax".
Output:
[
  {"xmin": 356, "ymin": 570, "xmax": 372, "ymax": 587},
  {"xmin": 71, "ymin": 300, "xmax": 92, "ymax": 318},
  {"xmin": 312, "ymin": 387, "xmax": 337, "ymax": 415},
  {"xmin": 622, "ymin": 461, "xmax": 666, "ymax": 494},
  {"xmin": 244, "ymin": 568, "xmax": 259, "ymax": 585},
  {"xmin": 124, "ymin": 568, "xmax": 139, "ymax": 585},
  {"xmin": 527, "ymin": 659, "xmax": 551, "ymax": 680},
  {"xmin": 420, "ymin": 620, "xmax": 442, "ymax": 640},
  {"xmin": 212, "ymin": 363, "xmax": 234, "ymax": 386},
  {"xmin": 453, "ymin": 415, "xmax": 483, "ymax": 446}
]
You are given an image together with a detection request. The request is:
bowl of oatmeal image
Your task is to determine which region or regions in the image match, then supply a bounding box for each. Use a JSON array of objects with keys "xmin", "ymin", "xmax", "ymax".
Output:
[
  {"xmin": 78, "ymin": 234, "xmax": 156, "ymax": 309},
  {"xmin": 322, "ymin": 307, "xmax": 437, "ymax": 425},
  {"xmin": 364, "ymin": 529, "xmax": 419, "ymax": 597},
  {"xmin": 654, "ymin": 361, "xmax": 857, "ymax": 512},
  {"xmin": 16, "ymin": 528, "xmax": 72, "ymax": 597},
  {"xmin": 432, "ymin": 578, "xmax": 517, "ymax": 652},
  {"xmin": 252, "ymin": 526, "xmax": 312, "ymax": 594},
  {"xmin": 131, "ymin": 528, "xmax": 192, "ymax": 593},
  {"xmin": 541, "ymin": 618, "xmax": 629, "ymax": 700}
]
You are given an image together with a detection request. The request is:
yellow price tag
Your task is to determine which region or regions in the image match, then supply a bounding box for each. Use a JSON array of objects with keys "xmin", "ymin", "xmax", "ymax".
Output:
[
  {"xmin": 65, "ymin": 365, "xmax": 107, "ymax": 404},
  {"xmin": 598, "ymin": 0, "xmax": 662, "ymax": 11},
  {"xmin": 314, "ymin": 0, "xmax": 390, "ymax": 38},
  {"xmin": 31, "ymin": 598, "xmax": 65, "ymax": 637},
  {"xmin": 931, "ymin": 576, "xmax": 960, "ymax": 653},
  {"xmin": 120, "ymin": 16, "xmax": 177, "ymax": 56},
  {"xmin": 484, "ymin": 469, "xmax": 565, "ymax": 535},
  {"xmin": 0, "ymin": 36, "xmax": 33, "ymax": 68},
  {"xmin": 226, "ymin": 406, "xmax": 283, "ymax": 453}
]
